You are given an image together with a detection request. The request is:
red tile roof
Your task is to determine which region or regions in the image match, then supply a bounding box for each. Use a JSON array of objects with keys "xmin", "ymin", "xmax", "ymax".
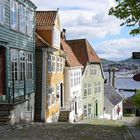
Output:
[
  {"xmin": 36, "ymin": 11, "xmax": 57, "ymax": 26},
  {"xmin": 67, "ymin": 39, "xmax": 101, "ymax": 67},
  {"xmin": 61, "ymin": 38, "xmax": 83, "ymax": 67},
  {"xmin": 35, "ymin": 33, "xmax": 51, "ymax": 48}
]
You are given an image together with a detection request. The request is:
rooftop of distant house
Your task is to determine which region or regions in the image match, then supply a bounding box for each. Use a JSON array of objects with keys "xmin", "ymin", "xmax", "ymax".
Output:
[{"xmin": 67, "ymin": 39, "xmax": 101, "ymax": 68}]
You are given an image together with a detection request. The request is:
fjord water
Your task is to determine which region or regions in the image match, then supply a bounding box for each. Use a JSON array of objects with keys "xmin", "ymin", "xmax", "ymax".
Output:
[{"xmin": 104, "ymin": 72, "xmax": 140, "ymax": 98}]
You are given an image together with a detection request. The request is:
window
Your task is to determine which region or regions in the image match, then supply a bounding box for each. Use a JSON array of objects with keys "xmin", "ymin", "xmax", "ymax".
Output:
[
  {"xmin": 52, "ymin": 56, "xmax": 55, "ymax": 72},
  {"xmin": 84, "ymin": 105, "xmax": 87, "ymax": 117},
  {"xmin": 84, "ymin": 104, "xmax": 92, "ymax": 118},
  {"xmin": 60, "ymin": 58, "xmax": 63, "ymax": 72},
  {"xmin": 84, "ymin": 83, "xmax": 91, "ymax": 96},
  {"xmin": 95, "ymin": 82, "xmax": 102, "ymax": 93},
  {"xmin": 11, "ymin": 49, "xmax": 33, "ymax": 81},
  {"xmin": 27, "ymin": 53, "xmax": 33, "ymax": 79},
  {"xmin": 48, "ymin": 54, "xmax": 51, "ymax": 72},
  {"xmin": 47, "ymin": 86, "xmax": 55, "ymax": 106},
  {"xmin": 56, "ymin": 57, "xmax": 60, "ymax": 72},
  {"xmin": 88, "ymin": 104, "xmax": 92, "ymax": 116},
  {"xmin": 91, "ymin": 65, "xmax": 97, "ymax": 76},
  {"xmin": 10, "ymin": 0, "xmax": 18, "ymax": 30},
  {"xmin": 27, "ymin": 9, "xmax": 33, "ymax": 36},
  {"xmin": 19, "ymin": 4, "xmax": 26, "ymax": 34},
  {"xmin": 11, "ymin": 49, "xmax": 19, "ymax": 80},
  {"xmin": 84, "ymin": 84, "xmax": 88, "ymax": 97},
  {"xmin": 88, "ymin": 84, "xmax": 91, "ymax": 95},
  {"xmin": 0, "ymin": 0, "xmax": 5, "ymax": 24},
  {"xmin": 53, "ymin": 28, "xmax": 60, "ymax": 47},
  {"xmin": 19, "ymin": 51, "xmax": 26, "ymax": 80}
]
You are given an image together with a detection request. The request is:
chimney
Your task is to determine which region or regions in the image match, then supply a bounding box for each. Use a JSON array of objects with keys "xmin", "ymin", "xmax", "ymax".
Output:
[{"xmin": 61, "ymin": 28, "xmax": 66, "ymax": 40}]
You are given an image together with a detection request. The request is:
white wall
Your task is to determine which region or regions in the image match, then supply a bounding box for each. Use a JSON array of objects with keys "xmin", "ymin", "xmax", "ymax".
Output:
[
  {"xmin": 64, "ymin": 67, "xmax": 83, "ymax": 123},
  {"xmin": 10, "ymin": 93, "xmax": 35, "ymax": 124},
  {"xmin": 112, "ymin": 101, "xmax": 123, "ymax": 120}
]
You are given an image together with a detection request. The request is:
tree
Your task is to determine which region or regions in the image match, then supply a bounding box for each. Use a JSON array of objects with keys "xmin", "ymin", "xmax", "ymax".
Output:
[
  {"xmin": 133, "ymin": 90, "xmax": 140, "ymax": 109},
  {"xmin": 109, "ymin": 0, "xmax": 140, "ymax": 35}
]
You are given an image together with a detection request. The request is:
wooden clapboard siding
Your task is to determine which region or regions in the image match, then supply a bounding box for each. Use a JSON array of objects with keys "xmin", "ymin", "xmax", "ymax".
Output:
[
  {"xmin": 0, "ymin": 0, "xmax": 36, "ymax": 99},
  {"xmin": 47, "ymin": 73, "xmax": 64, "ymax": 86}
]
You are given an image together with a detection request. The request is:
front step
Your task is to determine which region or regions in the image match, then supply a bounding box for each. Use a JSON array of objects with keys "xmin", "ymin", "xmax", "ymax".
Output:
[
  {"xmin": 58, "ymin": 111, "xmax": 70, "ymax": 122},
  {"xmin": 0, "ymin": 104, "xmax": 14, "ymax": 125}
]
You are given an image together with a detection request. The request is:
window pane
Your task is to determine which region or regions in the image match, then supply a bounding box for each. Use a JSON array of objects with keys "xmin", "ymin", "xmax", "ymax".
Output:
[{"xmin": 10, "ymin": 0, "xmax": 18, "ymax": 30}]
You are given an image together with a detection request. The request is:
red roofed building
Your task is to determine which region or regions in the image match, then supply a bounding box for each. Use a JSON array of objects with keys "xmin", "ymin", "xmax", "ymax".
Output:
[{"xmin": 67, "ymin": 39, "xmax": 105, "ymax": 119}]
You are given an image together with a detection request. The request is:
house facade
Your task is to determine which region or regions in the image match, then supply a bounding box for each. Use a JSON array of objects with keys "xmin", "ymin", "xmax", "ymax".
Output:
[
  {"xmin": 35, "ymin": 10, "xmax": 65, "ymax": 123},
  {"xmin": 61, "ymin": 31, "xmax": 83, "ymax": 122},
  {"xmin": 0, "ymin": 0, "xmax": 36, "ymax": 124},
  {"xmin": 67, "ymin": 39, "xmax": 104, "ymax": 119},
  {"xmin": 104, "ymin": 84, "xmax": 123, "ymax": 120}
]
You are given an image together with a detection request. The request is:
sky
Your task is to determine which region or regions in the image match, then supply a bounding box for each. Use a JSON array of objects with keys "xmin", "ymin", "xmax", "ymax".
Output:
[{"xmin": 33, "ymin": 0, "xmax": 140, "ymax": 61}]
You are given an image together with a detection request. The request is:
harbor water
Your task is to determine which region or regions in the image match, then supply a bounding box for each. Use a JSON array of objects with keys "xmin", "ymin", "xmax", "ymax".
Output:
[{"xmin": 104, "ymin": 72, "xmax": 140, "ymax": 98}]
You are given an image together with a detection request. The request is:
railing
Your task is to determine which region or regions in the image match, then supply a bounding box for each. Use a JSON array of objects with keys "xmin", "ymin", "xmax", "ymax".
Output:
[{"xmin": 8, "ymin": 75, "xmax": 26, "ymax": 105}]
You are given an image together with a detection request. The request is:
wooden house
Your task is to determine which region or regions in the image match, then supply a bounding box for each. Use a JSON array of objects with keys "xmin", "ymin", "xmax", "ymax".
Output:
[
  {"xmin": 61, "ymin": 30, "xmax": 83, "ymax": 122},
  {"xmin": 67, "ymin": 39, "xmax": 105, "ymax": 119},
  {"xmin": 0, "ymin": 0, "xmax": 36, "ymax": 124},
  {"xmin": 35, "ymin": 10, "xmax": 65, "ymax": 122}
]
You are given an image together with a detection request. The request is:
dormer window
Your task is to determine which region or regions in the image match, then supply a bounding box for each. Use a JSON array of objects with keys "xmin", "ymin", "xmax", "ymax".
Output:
[{"xmin": 0, "ymin": 0, "xmax": 5, "ymax": 24}]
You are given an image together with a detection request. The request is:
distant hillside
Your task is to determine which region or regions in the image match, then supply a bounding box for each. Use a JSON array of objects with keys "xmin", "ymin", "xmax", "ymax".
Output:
[
  {"xmin": 101, "ymin": 58, "xmax": 117, "ymax": 65},
  {"xmin": 121, "ymin": 57, "xmax": 140, "ymax": 65},
  {"xmin": 101, "ymin": 57, "xmax": 140, "ymax": 65}
]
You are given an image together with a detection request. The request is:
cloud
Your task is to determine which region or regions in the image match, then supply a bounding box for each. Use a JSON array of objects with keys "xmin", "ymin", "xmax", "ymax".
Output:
[
  {"xmin": 95, "ymin": 37, "xmax": 140, "ymax": 61},
  {"xmin": 33, "ymin": 0, "xmax": 122, "ymax": 39}
]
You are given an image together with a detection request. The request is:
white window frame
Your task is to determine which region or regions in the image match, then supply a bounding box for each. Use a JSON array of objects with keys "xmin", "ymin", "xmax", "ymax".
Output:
[
  {"xmin": 95, "ymin": 81, "xmax": 102, "ymax": 94},
  {"xmin": 53, "ymin": 28, "xmax": 60, "ymax": 48},
  {"xmin": 11, "ymin": 49, "xmax": 19, "ymax": 80},
  {"xmin": 83, "ymin": 83, "xmax": 88, "ymax": 97},
  {"xmin": 10, "ymin": 0, "xmax": 18, "ymax": 30},
  {"xmin": 0, "ymin": 0, "xmax": 5, "ymax": 24},
  {"xmin": 11, "ymin": 49, "xmax": 33, "ymax": 81},
  {"xmin": 26, "ymin": 53, "xmax": 33, "ymax": 80},
  {"xmin": 48, "ymin": 54, "xmax": 52, "ymax": 72},
  {"xmin": 26, "ymin": 8, "xmax": 33, "ymax": 36},
  {"xmin": 91, "ymin": 65, "xmax": 98, "ymax": 76},
  {"xmin": 19, "ymin": 51, "xmax": 26, "ymax": 80},
  {"xmin": 84, "ymin": 105, "xmax": 87, "ymax": 117},
  {"xmin": 88, "ymin": 84, "xmax": 92, "ymax": 95},
  {"xmin": 88, "ymin": 104, "xmax": 92, "ymax": 116},
  {"xmin": 56, "ymin": 56, "xmax": 60, "ymax": 72}
]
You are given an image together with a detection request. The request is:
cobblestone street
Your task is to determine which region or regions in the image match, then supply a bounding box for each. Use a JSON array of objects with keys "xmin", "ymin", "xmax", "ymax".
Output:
[{"xmin": 0, "ymin": 120, "xmax": 132, "ymax": 140}]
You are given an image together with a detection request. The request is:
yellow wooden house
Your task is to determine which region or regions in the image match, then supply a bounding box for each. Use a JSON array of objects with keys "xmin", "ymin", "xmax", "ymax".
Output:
[{"xmin": 35, "ymin": 10, "xmax": 65, "ymax": 122}]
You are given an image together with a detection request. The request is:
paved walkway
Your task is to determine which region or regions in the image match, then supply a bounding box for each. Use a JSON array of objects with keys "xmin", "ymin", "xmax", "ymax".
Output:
[
  {"xmin": 0, "ymin": 120, "xmax": 131, "ymax": 140},
  {"xmin": 119, "ymin": 117, "xmax": 140, "ymax": 140}
]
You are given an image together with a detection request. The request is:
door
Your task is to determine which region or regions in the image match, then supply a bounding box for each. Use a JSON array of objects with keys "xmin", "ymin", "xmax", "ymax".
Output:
[
  {"xmin": 75, "ymin": 101, "xmax": 77, "ymax": 115},
  {"xmin": 95, "ymin": 100, "xmax": 98, "ymax": 117},
  {"xmin": 60, "ymin": 83, "xmax": 63, "ymax": 107},
  {"xmin": 0, "ymin": 46, "xmax": 5, "ymax": 95}
]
